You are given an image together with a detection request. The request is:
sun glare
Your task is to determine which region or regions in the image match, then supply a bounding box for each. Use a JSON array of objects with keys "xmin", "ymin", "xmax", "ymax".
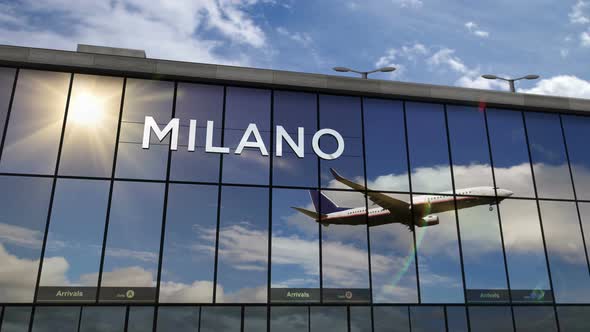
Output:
[{"xmin": 69, "ymin": 93, "xmax": 105, "ymax": 126}]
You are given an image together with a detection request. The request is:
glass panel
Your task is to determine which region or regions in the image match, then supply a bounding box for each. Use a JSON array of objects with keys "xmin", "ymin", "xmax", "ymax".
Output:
[
  {"xmin": 578, "ymin": 202, "xmax": 590, "ymax": 273},
  {"xmin": 405, "ymin": 102, "xmax": 452, "ymax": 194},
  {"xmin": 1, "ymin": 307, "xmax": 31, "ymax": 332},
  {"xmin": 271, "ymin": 188, "xmax": 320, "ymax": 303},
  {"xmin": 216, "ymin": 186, "xmax": 268, "ymax": 303},
  {"xmin": 562, "ymin": 115, "xmax": 590, "ymax": 201},
  {"xmin": 273, "ymin": 90, "xmax": 317, "ymax": 188},
  {"xmin": 160, "ymin": 184, "xmax": 217, "ymax": 303},
  {"xmin": 244, "ymin": 306, "xmax": 267, "ymax": 332},
  {"xmin": 499, "ymin": 199, "xmax": 552, "ymax": 303},
  {"xmin": 115, "ymin": 78, "xmax": 173, "ymax": 180},
  {"xmin": 270, "ymin": 306, "xmax": 308, "ymax": 332},
  {"xmin": 200, "ymin": 307, "xmax": 241, "ymax": 332},
  {"xmin": 349, "ymin": 306, "xmax": 371, "ymax": 332},
  {"xmin": 79, "ymin": 307, "xmax": 125, "ymax": 332},
  {"xmin": 170, "ymin": 83, "xmax": 223, "ymax": 182},
  {"xmin": 363, "ymin": 98, "xmax": 408, "ymax": 192},
  {"xmin": 486, "ymin": 109, "xmax": 535, "ymax": 198},
  {"xmin": 539, "ymin": 201, "xmax": 590, "ymax": 303},
  {"xmin": 319, "ymin": 95, "xmax": 364, "ymax": 188},
  {"xmin": 414, "ymin": 194, "xmax": 464, "ymax": 303},
  {"xmin": 127, "ymin": 307, "xmax": 154, "ymax": 332},
  {"xmin": 156, "ymin": 307, "xmax": 199, "ymax": 331},
  {"xmin": 370, "ymin": 193, "xmax": 418, "ymax": 303},
  {"xmin": 58, "ymin": 74, "xmax": 123, "ymax": 177},
  {"xmin": 30, "ymin": 307, "xmax": 78, "ymax": 332},
  {"xmin": 469, "ymin": 306, "xmax": 514, "ymax": 332},
  {"xmin": 513, "ymin": 306, "xmax": 557, "ymax": 332},
  {"xmin": 446, "ymin": 306, "xmax": 468, "ymax": 332},
  {"xmin": 100, "ymin": 181, "xmax": 165, "ymax": 302},
  {"xmin": 0, "ymin": 70, "xmax": 69, "ymax": 174},
  {"xmin": 38, "ymin": 179, "xmax": 109, "ymax": 302},
  {"xmin": 309, "ymin": 307, "xmax": 346, "ymax": 332},
  {"xmin": 525, "ymin": 112, "xmax": 574, "ymax": 199},
  {"xmin": 458, "ymin": 202, "xmax": 508, "ymax": 303},
  {"xmin": 373, "ymin": 306, "xmax": 409, "ymax": 332},
  {"xmin": 447, "ymin": 105, "xmax": 494, "ymax": 191},
  {"xmin": 320, "ymin": 190, "xmax": 370, "ymax": 303},
  {"xmin": 410, "ymin": 306, "xmax": 445, "ymax": 332},
  {"xmin": 0, "ymin": 67, "xmax": 16, "ymax": 140},
  {"xmin": 222, "ymin": 87, "xmax": 271, "ymax": 185},
  {"xmin": 0, "ymin": 176, "xmax": 53, "ymax": 302},
  {"xmin": 557, "ymin": 306, "xmax": 590, "ymax": 331}
]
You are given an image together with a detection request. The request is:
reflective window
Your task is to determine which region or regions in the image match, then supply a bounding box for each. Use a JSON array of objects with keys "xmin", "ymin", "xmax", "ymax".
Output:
[
  {"xmin": 244, "ymin": 306, "xmax": 267, "ymax": 332},
  {"xmin": 405, "ymin": 102, "xmax": 451, "ymax": 194},
  {"xmin": 499, "ymin": 199, "xmax": 552, "ymax": 303},
  {"xmin": 216, "ymin": 186, "xmax": 268, "ymax": 303},
  {"xmin": 115, "ymin": 78, "xmax": 173, "ymax": 180},
  {"xmin": 170, "ymin": 83, "xmax": 223, "ymax": 183},
  {"xmin": 578, "ymin": 202, "xmax": 590, "ymax": 272},
  {"xmin": 410, "ymin": 306, "xmax": 445, "ymax": 332},
  {"xmin": 370, "ymin": 193, "xmax": 418, "ymax": 303},
  {"xmin": 160, "ymin": 184, "xmax": 217, "ymax": 303},
  {"xmin": 0, "ymin": 70, "xmax": 69, "ymax": 174},
  {"xmin": 320, "ymin": 190, "xmax": 370, "ymax": 303},
  {"xmin": 156, "ymin": 307, "xmax": 199, "ymax": 331},
  {"xmin": 58, "ymin": 74, "xmax": 123, "ymax": 177},
  {"xmin": 1, "ymin": 307, "xmax": 31, "ymax": 332},
  {"xmin": 127, "ymin": 307, "xmax": 154, "ymax": 332},
  {"xmin": 468, "ymin": 306, "xmax": 514, "ymax": 332},
  {"xmin": 458, "ymin": 203, "xmax": 508, "ymax": 303},
  {"xmin": 100, "ymin": 181, "xmax": 165, "ymax": 302},
  {"xmin": 557, "ymin": 306, "xmax": 590, "ymax": 331},
  {"xmin": 270, "ymin": 306, "xmax": 308, "ymax": 332},
  {"xmin": 486, "ymin": 109, "xmax": 535, "ymax": 198},
  {"xmin": 0, "ymin": 176, "xmax": 53, "ymax": 302},
  {"xmin": 319, "ymin": 95, "xmax": 363, "ymax": 188},
  {"xmin": 200, "ymin": 307, "xmax": 241, "ymax": 332},
  {"xmin": 273, "ymin": 91, "xmax": 317, "ymax": 187},
  {"xmin": 363, "ymin": 98, "xmax": 408, "ymax": 192},
  {"xmin": 79, "ymin": 307, "xmax": 125, "ymax": 332},
  {"xmin": 222, "ymin": 87, "xmax": 271, "ymax": 185},
  {"xmin": 447, "ymin": 105, "xmax": 494, "ymax": 191},
  {"xmin": 349, "ymin": 306, "xmax": 371, "ymax": 332},
  {"xmin": 414, "ymin": 195, "xmax": 464, "ymax": 303},
  {"xmin": 525, "ymin": 112, "xmax": 574, "ymax": 199},
  {"xmin": 513, "ymin": 306, "xmax": 557, "ymax": 332},
  {"xmin": 446, "ymin": 306, "xmax": 468, "ymax": 332},
  {"xmin": 0, "ymin": 67, "xmax": 16, "ymax": 141},
  {"xmin": 539, "ymin": 201, "xmax": 590, "ymax": 303},
  {"xmin": 562, "ymin": 115, "xmax": 590, "ymax": 201},
  {"xmin": 38, "ymin": 179, "xmax": 110, "ymax": 302},
  {"xmin": 373, "ymin": 306, "xmax": 409, "ymax": 332},
  {"xmin": 30, "ymin": 307, "xmax": 78, "ymax": 332},
  {"xmin": 271, "ymin": 188, "xmax": 319, "ymax": 303},
  {"xmin": 310, "ymin": 307, "xmax": 346, "ymax": 332}
]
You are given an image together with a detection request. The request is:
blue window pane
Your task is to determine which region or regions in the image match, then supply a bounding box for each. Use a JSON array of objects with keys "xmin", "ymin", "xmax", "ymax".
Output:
[
  {"xmin": 200, "ymin": 307, "xmax": 241, "ymax": 332},
  {"xmin": 349, "ymin": 306, "xmax": 371, "ymax": 332},
  {"xmin": 1, "ymin": 307, "xmax": 32, "ymax": 332},
  {"xmin": 410, "ymin": 306, "xmax": 445, "ymax": 332},
  {"xmin": 469, "ymin": 306, "xmax": 514, "ymax": 332},
  {"xmin": 31, "ymin": 307, "xmax": 78, "ymax": 332},
  {"xmin": 270, "ymin": 306, "xmax": 308, "ymax": 332},
  {"xmin": 557, "ymin": 306, "xmax": 590, "ymax": 331},
  {"xmin": 156, "ymin": 307, "xmax": 199, "ymax": 331},
  {"xmin": 373, "ymin": 306, "xmax": 409, "ymax": 332},
  {"xmin": 446, "ymin": 306, "xmax": 468, "ymax": 332},
  {"xmin": 310, "ymin": 307, "xmax": 346, "ymax": 332},
  {"xmin": 127, "ymin": 307, "xmax": 154, "ymax": 332},
  {"xmin": 513, "ymin": 306, "xmax": 557, "ymax": 332},
  {"xmin": 562, "ymin": 115, "xmax": 590, "ymax": 200},
  {"xmin": 79, "ymin": 307, "xmax": 125, "ymax": 332},
  {"xmin": 0, "ymin": 67, "xmax": 16, "ymax": 144}
]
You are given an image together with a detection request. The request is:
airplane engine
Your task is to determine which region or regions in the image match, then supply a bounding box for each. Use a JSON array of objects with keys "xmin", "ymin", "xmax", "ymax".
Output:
[{"xmin": 417, "ymin": 215, "xmax": 439, "ymax": 227}]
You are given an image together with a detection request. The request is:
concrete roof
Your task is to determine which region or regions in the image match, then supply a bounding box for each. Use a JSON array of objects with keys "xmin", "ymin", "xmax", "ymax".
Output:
[{"xmin": 0, "ymin": 44, "xmax": 589, "ymax": 113}]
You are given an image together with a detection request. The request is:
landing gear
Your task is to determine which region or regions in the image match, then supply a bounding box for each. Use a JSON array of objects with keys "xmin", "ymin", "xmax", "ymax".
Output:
[{"xmin": 489, "ymin": 205, "xmax": 494, "ymax": 211}]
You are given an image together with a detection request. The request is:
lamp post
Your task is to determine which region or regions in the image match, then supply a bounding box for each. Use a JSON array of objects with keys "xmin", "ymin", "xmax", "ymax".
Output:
[
  {"xmin": 481, "ymin": 74, "xmax": 540, "ymax": 93},
  {"xmin": 333, "ymin": 66, "xmax": 396, "ymax": 79}
]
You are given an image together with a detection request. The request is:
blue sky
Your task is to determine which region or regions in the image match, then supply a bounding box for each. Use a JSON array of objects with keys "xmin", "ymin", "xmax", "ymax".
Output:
[{"xmin": 1, "ymin": 0, "xmax": 590, "ymax": 98}]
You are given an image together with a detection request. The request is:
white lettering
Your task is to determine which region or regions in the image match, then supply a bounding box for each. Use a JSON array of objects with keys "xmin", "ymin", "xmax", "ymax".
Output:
[
  {"xmin": 188, "ymin": 119, "xmax": 197, "ymax": 152},
  {"xmin": 235, "ymin": 123, "xmax": 269, "ymax": 156},
  {"xmin": 312, "ymin": 128, "xmax": 345, "ymax": 160},
  {"xmin": 276, "ymin": 126, "xmax": 304, "ymax": 158},
  {"xmin": 142, "ymin": 116, "xmax": 179, "ymax": 150},
  {"xmin": 206, "ymin": 120, "xmax": 229, "ymax": 154}
]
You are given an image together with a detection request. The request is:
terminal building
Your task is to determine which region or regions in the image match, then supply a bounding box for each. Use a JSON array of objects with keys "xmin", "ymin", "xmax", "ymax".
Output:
[{"xmin": 0, "ymin": 44, "xmax": 590, "ymax": 331}]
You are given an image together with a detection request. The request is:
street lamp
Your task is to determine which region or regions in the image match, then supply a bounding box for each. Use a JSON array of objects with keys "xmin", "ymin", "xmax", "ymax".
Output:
[
  {"xmin": 333, "ymin": 66, "xmax": 396, "ymax": 79},
  {"xmin": 481, "ymin": 74, "xmax": 540, "ymax": 93}
]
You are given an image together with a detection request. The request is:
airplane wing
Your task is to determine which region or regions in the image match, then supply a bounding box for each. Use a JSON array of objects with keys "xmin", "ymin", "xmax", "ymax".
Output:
[{"xmin": 329, "ymin": 168, "xmax": 410, "ymax": 214}]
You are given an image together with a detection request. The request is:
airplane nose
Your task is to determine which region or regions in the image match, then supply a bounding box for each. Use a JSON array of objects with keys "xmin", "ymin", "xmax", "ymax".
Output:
[{"xmin": 502, "ymin": 189, "xmax": 513, "ymax": 197}]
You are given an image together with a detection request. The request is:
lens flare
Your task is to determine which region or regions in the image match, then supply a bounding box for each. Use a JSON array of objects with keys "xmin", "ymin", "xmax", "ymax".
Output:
[{"xmin": 68, "ymin": 93, "xmax": 104, "ymax": 126}]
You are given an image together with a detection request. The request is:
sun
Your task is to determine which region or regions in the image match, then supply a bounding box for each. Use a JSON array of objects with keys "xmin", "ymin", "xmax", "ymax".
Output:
[{"xmin": 68, "ymin": 92, "xmax": 105, "ymax": 126}]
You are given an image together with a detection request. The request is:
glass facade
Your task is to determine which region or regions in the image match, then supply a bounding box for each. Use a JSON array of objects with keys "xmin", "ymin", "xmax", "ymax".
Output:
[{"xmin": 0, "ymin": 66, "xmax": 590, "ymax": 330}]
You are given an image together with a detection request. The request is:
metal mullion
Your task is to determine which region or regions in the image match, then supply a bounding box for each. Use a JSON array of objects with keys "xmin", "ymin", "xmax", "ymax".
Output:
[
  {"xmin": 317, "ymin": 94, "xmax": 323, "ymax": 304},
  {"xmin": 266, "ymin": 90, "xmax": 274, "ymax": 332},
  {"xmin": 359, "ymin": 97, "xmax": 373, "ymax": 309},
  {"xmin": 443, "ymin": 306, "xmax": 449, "ymax": 332},
  {"xmin": 124, "ymin": 306, "xmax": 130, "ymax": 332},
  {"xmin": 407, "ymin": 306, "xmax": 412, "ymax": 331},
  {"xmin": 347, "ymin": 305, "xmax": 351, "ymax": 332},
  {"xmin": 77, "ymin": 306, "xmax": 83, "ymax": 332},
  {"xmin": 212, "ymin": 86, "xmax": 227, "ymax": 303},
  {"xmin": 240, "ymin": 305, "xmax": 245, "ymax": 332},
  {"xmin": 558, "ymin": 114, "xmax": 590, "ymax": 278},
  {"xmin": 402, "ymin": 101, "xmax": 421, "ymax": 306},
  {"xmin": 0, "ymin": 68, "xmax": 18, "ymax": 162}
]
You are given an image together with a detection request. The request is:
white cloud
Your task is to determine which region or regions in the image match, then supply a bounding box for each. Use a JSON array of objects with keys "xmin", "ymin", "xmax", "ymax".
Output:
[
  {"xmin": 570, "ymin": 0, "xmax": 590, "ymax": 24},
  {"xmin": 96, "ymin": 266, "xmax": 156, "ymax": 287},
  {"xmin": 582, "ymin": 30, "xmax": 590, "ymax": 46},
  {"xmin": 0, "ymin": 223, "xmax": 43, "ymax": 249},
  {"xmin": 105, "ymin": 247, "xmax": 159, "ymax": 263},
  {"xmin": 465, "ymin": 21, "xmax": 489, "ymax": 38},
  {"xmin": 159, "ymin": 280, "xmax": 215, "ymax": 303},
  {"xmin": 375, "ymin": 43, "xmax": 428, "ymax": 79},
  {"xmin": 521, "ymin": 75, "xmax": 590, "ymax": 99},
  {"xmin": 276, "ymin": 27, "xmax": 313, "ymax": 47},
  {"xmin": 396, "ymin": 0, "xmax": 423, "ymax": 8}
]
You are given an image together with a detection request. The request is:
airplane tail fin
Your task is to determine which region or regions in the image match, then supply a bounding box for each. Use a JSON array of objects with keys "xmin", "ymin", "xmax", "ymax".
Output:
[{"xmin": 309, "ymin": 190, "xmax": 349, "ymax": 214}]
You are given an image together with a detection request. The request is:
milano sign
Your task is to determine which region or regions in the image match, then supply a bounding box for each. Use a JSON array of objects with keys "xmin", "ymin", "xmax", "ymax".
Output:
[{"xmin": 142, "ymin": 116, "xmax": 345, "ymax": 160}]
